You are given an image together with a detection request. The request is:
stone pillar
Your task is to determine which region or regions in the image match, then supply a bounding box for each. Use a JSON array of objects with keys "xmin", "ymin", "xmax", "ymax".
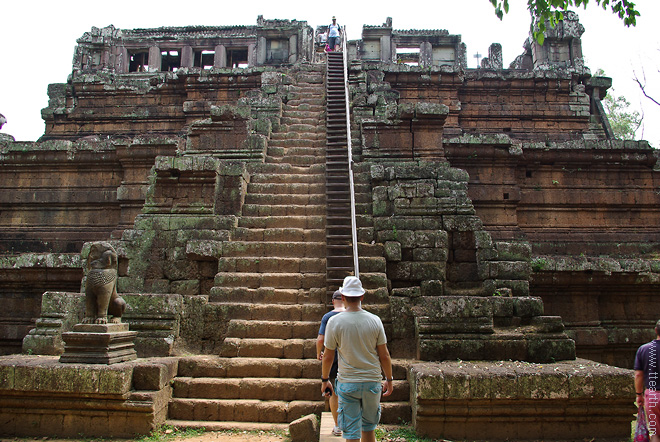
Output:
[
  {"xmin": 101, "ymin": 50, "xmax": 111, "ymax": 70},
  {"xmin": 419, "ymin": 42, "xmax": 433, "ymax": 68},
  {"xmin": 214, "ymin": 44, "xmax": 227, "ymax": 68},
  {"xmin": 181, "ymin": 45, "xmax": 194, "ymax": 68},
  {"xmin": 289, "ymin": 34, "xmax": 298, "ymax": 64},
  {"xmin": 148, "ymin": 46, "xmax": 161, "ymax": 72},
  {"xmin": 248, "ymin": 43, "xmax": 257, "ymax": 66},
  {"xmin": 117, "ymin": 47, "xmax": 128, "ymax": 73},
  {"xmin": 488, "ymin": 43, "xmax": 502, "ymax": 69},
  {"xmin": 256, "ymin": 37, "xmax": 267, "ymax": 65},
  {"xmin": 458, "ymin": 42, "xmax": 468, "ymax": 69},
  {"xmin": 380, "ymin": 35, "xmax": 392, "ymax": 62}
]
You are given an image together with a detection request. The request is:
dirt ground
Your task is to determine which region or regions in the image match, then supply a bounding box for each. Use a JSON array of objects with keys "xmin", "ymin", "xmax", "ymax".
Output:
[
  {"xmin": 167, "ymin": 431, "xmax": 288, "ymax": 442},
  {"xmin": 1, "ymin": 432, "xmax": 287, "ymax": 442}
]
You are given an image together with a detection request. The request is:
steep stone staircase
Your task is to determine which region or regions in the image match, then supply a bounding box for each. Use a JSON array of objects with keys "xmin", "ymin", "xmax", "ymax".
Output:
[{"xmin": 167, "ymin": 65, "xmax": 410, "ymax": 428}]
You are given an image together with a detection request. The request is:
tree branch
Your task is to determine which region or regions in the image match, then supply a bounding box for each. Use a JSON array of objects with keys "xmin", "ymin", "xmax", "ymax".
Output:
[{"xmin": 634, "ymin": 74, "xmax": 660, "ymax": 107}]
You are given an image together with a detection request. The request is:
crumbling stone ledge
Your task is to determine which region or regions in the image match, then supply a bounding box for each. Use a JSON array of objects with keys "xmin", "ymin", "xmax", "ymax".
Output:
[
  {"xmin": 411, "ymin": 358, "xmax": 634, "ymax": 441},
  {"xmin": 531, "ymin": 254, "xmax": 660, "ymax": 279},
  {"xmin": 0, "ymin": 355, "xmax": 177, "ymax": 437}
]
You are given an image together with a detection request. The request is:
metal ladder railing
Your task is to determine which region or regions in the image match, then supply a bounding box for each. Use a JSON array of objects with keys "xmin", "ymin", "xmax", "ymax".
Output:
[{"xmin": 324, "ymin": 27, "xmax": 359, "ymax": 296}]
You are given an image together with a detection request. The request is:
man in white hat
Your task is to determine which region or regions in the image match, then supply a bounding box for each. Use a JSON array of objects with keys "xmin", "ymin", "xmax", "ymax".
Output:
[{"xmin": 321, "ymin": 276, "xmax": 393, "ymax": 442}]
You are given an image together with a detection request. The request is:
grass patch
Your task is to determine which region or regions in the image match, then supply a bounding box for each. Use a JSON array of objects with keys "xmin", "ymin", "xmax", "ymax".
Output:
[
  {"xmin": 213, "ymin": 429, "xmax": 289, "ymax": 440},
  {"xmin": 376, "ymin": 424, "xmax": 435, "ymax": 442},
  {"xmin": 136, "ymin": 425, "xmax": 206, "ymax": 442}
]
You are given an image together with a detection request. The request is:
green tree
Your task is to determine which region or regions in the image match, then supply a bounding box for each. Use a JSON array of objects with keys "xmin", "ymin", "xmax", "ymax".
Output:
[
  {"xmin": 490, "ymin": 0, "xmax": 640, "ymax": 44},
  {"xmin": 594, "ymin": 69, "xmax": 643, "ymax": 139},
  {"xmin": 602, "ymin": 92, "xmax": 643, "ymax": 139}
]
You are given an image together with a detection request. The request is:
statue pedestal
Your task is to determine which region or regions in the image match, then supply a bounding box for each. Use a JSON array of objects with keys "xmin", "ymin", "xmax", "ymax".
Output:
[{"xmin": 59, "ymin": 323, "xmax": 137, "ymax": 364}]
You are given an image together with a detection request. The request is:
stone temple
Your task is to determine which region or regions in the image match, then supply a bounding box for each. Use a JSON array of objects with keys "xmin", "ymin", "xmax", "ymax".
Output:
[{"xmin": 0, "ymin": 13, "xmax": 652, "ymax": 440}]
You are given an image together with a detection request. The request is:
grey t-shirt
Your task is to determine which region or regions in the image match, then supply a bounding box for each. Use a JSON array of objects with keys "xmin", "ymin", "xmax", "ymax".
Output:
[
  {"xmin": 635, "ymin": 339, "xmax": 660, "ymax": 390},
  {"xmin": 324, "ymin": 309, "xmax": 387, "ymax": 383}
]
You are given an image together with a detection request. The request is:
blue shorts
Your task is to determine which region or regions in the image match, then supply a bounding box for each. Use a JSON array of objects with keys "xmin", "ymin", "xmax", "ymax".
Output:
[
  {"xmin": 327, "ymin": 36, "xmax": 339, "ymax": 48},
  {"xmin": 336, "ymin": 381, "xmax": 382, "ymax": 439}
]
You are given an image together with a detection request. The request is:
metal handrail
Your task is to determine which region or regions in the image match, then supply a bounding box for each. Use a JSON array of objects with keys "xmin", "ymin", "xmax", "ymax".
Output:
[{"xmin": 340, "ymin": 27, "xmax": 360, "ymax": 278}]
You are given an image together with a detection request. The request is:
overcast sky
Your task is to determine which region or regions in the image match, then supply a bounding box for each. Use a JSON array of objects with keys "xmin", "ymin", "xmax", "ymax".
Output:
[{"xmin": 1, "ymin": 0, "xmax": 659, "ymax": 146}]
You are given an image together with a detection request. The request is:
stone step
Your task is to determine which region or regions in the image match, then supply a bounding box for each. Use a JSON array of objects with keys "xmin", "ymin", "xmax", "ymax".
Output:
[
  {"xmin": 281, "ymin": 109, "xmax": 324, "ymax": 118},
  {"xmin": 243, "ymin": 193, "xmax": 325, "ymax": 206},
  {"xmin": 238, "ymin": 215, "xmax": 324, "ymax": 229},
  {"xmin": 358, "ymin": 242, "xmax": 386, "ymax": 257},
  {"xmin": 268, "ymin": 139, "xmax": 326, "ymax": 148},
  {"xmin": 209, "ymin": 286, "xmax": 325, "ymax": 304},
  {"xmin": 246, "ymin": 162, "xmax": 325, "ymax": 176},
  {"xmin": 283, "ymin": 103, "xmax": 325, "ymax": 113},
  {"xmin": 209, "ymin": 284, "xmax": 389, "ymax": 305},
  {"xmin": 294, "ymin": 71, "xmax": 325, "ymax": 81},
  {"xmin": 213, "ymin": 302, "xmax": 391, "ymax": 326},
  {"xmin": 231, "ymin": 227, "xmax": 326, "ymax": 243},
  {"xmin": 265, "ymin": 148, "xmax": 326, "ymax": 161},
  {"xmin": 215, "ymin": 303, "xmax": 329, "ymax": 321},
  {"xmin": 287, "ymin": 98, "xmax": 325, "ymax": 107},
  {"xmin": 168, "ymin": 398, "xmax": 410, "ymax": 424},
  {"xmin": 165, "ymin": 420, "xmax": 287, "ymax": 433},
  {"xmin": 219, "ymin": 337, "xmax": 317, "ymax": 359},
  {"xmin": 214, "ymin": 272, "xmax": 326, "ymax": 289},
  {"xmin": 172, "ymin": 377, "xmax": 410, "ymax": 402},
  {"xmin": 271, "ymin": 132, "xmax": 325, "ymax": 141},
  {"xmin": 249, "ymin": 172, "xmax": 324, "ymax": 185},
  {"xmin": 221, "ymin": 241, "xmax": 326, "ymax": 258},
  {"xmin": 265, "ymin": 155, "xmax": 326, "ymax": 166},
  {"xmin": 226, "ymin": 319, "xmax": 320, "ymax": 339},
  {"xmin": 287, "ymin": 90, "xmax": 324, "ymax": 98},
  {"xmin": 242, "ymin": 203, "xmax": 326, "ymax": 216},
  {"xmin": 357, "ymin": 256, "xmax": 387, "ymax": 273},
  {"xmin": 246, "ymin": 182, "xmax": 325, "ymax": 195},
  {"xmin": 287, "ymin": 84, "xmax": 325, "ymax": 92},
  {"xmin": 281, "ymin": 123, "xmax": 324, "ymax": 133},
  {"xmin": 218, "ymin": 256, "xmax": 325, "ymax": 273},
  {"xmin": 212, "ymin": 303, "xmax": 392, "ymax": 322},
  {"xmin": 280, "ymin": 117, "xmax": 325, "ymax": 126},
  {"xmin": 168, "ymin": 397, "xmax": 323, "ymax": 423},
  {"xmin": 177, "ymin": 356, "xmax": 412, "ymax": 379}
]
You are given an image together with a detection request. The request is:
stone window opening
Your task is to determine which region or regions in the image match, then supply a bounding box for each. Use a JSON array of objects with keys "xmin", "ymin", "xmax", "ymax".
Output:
[
  {"xmin": 362, "ymin": 40, "xmax": 381, "ymax": 60},
  {"xmin": 397, "ymin": 47, "xmax": 420, "ymax": 66},
  {"xmin": 161, "ymin": 50, "xmax": 181, "ymax": 72},
  {"xmin": 128, "ymin": 51, "xmax": 149, "ymax": 72},
  {"xmin": 194, "ymin": 50, "xmax": 215, "ymax": 69},
  {"xmin": 432, "ymin": 46, "xmax": 456, "ymax": 66},
  {"xmin": 227, "ymin": 48, "xmax": 249, "ymax": 68},
  {"xmin": 266, "ymin": 40, "xmax": 289, "ymax": 63}
]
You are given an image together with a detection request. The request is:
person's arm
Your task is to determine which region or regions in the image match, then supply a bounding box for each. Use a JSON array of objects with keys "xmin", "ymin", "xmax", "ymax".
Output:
[
  {"xmin": 377, "ymin": 343, "xmax": 393, "ymax": 397},
  {"xmin": 635, "ymin": 369, "xmax": 645, "ymax": 407},
  {"xmin": 316, "ymin": 334, "xmax": 325, "ymax": 360},
  {"xmin": 321, "ymin": 348, "xmax": 336, "ymax": 397}
]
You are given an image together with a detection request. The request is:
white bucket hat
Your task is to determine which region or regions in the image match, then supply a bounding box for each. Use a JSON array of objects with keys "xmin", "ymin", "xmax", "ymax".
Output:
[{"xmin": 339, "ymin": 276, "xmax": 365, "ymax": 297}]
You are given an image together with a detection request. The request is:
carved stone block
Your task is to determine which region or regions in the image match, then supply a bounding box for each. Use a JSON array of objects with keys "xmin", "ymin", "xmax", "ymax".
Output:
[{"xmin": 59, "ymin": 323, "xmax": 137, "ymax": 365}]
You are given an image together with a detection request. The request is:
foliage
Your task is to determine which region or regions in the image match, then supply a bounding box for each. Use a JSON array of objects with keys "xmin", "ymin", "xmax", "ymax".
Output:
[
  {"xmin": 531, "ymin": 258, "xmax": 548, "ymax": 272},
  {"xmin": 602, "ymin": 92, "xmax": 643, "ymax": 139},
  {"xmin": 489, "ymin": 0, "xmax": 640, "ymax": 44},
  {"xmin": 135, "ymin": 425, "xmax": 206, "ymax": 442},
  {"xmin": 376, "ymin": 424, "xmax": 434, "ymax": 442}
]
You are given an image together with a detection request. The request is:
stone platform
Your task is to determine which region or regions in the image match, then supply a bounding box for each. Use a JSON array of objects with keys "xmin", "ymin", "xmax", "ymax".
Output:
[
  {"xmin": 0, "ymin": 355, "xmax": 177, "ymax": 438},
  {"xmin": 60, "ymin": 322, "xmax": 137, "ymax": 364},
  {"xmin": 410, "ymin": 358, "xmax": 635, "ymax": 441}
]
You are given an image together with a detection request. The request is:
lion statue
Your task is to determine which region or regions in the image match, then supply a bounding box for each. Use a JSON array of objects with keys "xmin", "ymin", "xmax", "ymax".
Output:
[{"xmin": 83, "ymin": 242, "xmax": 126, "ymax": 324}]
